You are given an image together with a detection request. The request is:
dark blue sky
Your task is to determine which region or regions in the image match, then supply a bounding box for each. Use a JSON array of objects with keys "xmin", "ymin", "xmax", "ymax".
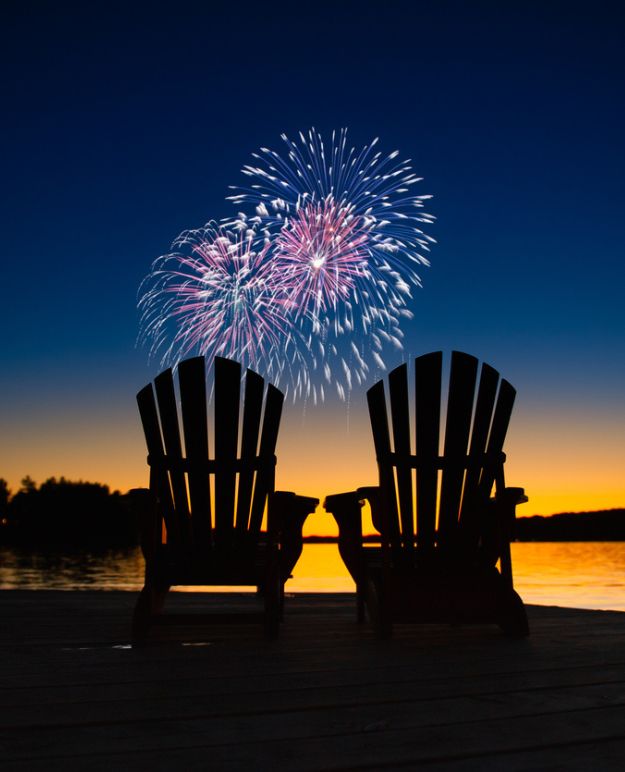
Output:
[{"xmin": 1, "ymin": 0, "xmax": 624, "ymax": 514}]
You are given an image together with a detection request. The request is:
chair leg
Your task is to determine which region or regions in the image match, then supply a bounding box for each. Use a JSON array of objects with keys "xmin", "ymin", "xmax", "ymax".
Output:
[
  {"xmin": 379, "ymin": 606, "xmax": 393, "ymax": 640},
  {"xmin": 366, "ymin": 578, "xmax": 392, "ymax": 639},
  {"xmin": 497, "ymin": 590, "xmax": 530, "ymax": 638},
  {"xmin": 131, "ymin": 584, "xmax": 169, "ymax": 647},
  {"xmin": 356, "ymin": 582, "xmax": 366, "ymax": 623},
  {"xmin": 263, "ymin": 568, "xmax": 281, "ymax": 640},
  {"xmin": 131, "ymin": 586, "xmax": 153, "ymax": 647}
]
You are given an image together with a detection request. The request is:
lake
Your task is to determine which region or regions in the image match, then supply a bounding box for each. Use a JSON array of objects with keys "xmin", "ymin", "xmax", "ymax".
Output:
[{"xmin": 2, "ymin": 542, "xmax": 625, "ymax": 611}]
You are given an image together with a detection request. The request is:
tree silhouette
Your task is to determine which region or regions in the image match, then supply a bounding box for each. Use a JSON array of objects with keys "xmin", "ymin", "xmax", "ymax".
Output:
[
  {"xmin": 4, "ymin": 477, "xmax": 139, "ymax": 548},
  {"xmin": 0, "ymin": 479, "xmax": 10, "ymax": 525}
]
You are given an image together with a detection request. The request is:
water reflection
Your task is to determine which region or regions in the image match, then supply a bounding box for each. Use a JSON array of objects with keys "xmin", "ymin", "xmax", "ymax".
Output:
[
  {"xmin": 0, "ymin": 546, "xmax": 145, "ymax": 591},
  {"xmin": 510, "ymin": 542, "xmax": 625, "ymax": 611},
  {"xmin": 1, "ymin": 543, "xmax": 625, "ymax": 611}
]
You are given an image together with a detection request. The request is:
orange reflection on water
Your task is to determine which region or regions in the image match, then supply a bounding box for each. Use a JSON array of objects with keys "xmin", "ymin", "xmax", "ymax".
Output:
[
  {"xmin": 250, "ymin": 541, "xmax": 625, "ymax": 608},
  {"xmin": 510, "ymin": 541, "xmax": 625, "ymax": 611},
  {"xmin": 2, "ymin": 543, "xmax": 625, "ymax": 611},
  {"xmin": 289, "ymin": 542, "xmax": 625, "ymax": 610},
  {"xmin": 286, "ymin": 544, "xmax": 354, "ymax": 593},
  {"xmin": 175, "ymin": 543, "xmax": 356, "ymax": 593}
]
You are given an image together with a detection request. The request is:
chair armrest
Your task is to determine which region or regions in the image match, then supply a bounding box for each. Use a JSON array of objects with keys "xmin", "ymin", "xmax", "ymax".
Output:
[
  {"xmin": 495, "ymin": 487, "xmax": 528, "ymax": 507},
  {"xmin": 323, "ymin": 486, "xmax": 383, "ymax": 539},
  {"xmin": 356, "ymin": 486, "xmax": 385, "ymax": 533},
  {"xmin": 270, "ymin": 490, "xmax": 319, "ymax": 533},
  {"xmin": 491, "ymin": 487, "xmax": 527, "ymax": 587},
  {"xmin": 323, "ymin": 489, "xmax": 372, "ymax": 585},
  {"xmin": 270, "ymin": 491, "xmax": 319, "ymax": 582},
  {"xmin": 324, "ymin": 490, "xmax": 364, "ymax": 538},
  {"xmin": 494, "ymin": 486, "xmax": 528, "ymax": 539}
]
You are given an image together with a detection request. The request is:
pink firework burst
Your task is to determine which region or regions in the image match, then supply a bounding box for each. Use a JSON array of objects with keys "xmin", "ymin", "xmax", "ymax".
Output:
[
  {"xmin": 273, "ymin": 197, "xmax": 371, "ymax": 318},
  {"xmin": 138, "ymin": 222, "xmax": 296, "ymax": 375}
]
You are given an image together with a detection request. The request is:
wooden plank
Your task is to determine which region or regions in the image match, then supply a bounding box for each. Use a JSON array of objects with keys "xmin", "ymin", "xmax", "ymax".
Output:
[
  {"xmin": 6, "ymin": 662, "xmax": 625, "ymax": 728},
  {"xmin": 438, "ymin": 352, "xmax": 478, "ymax": 546},
  {"xmin": 414, "ymin": 351, "xmax": 442, "ymax": 550},
  {"xmin": 8, "ymin": 662, "xmax": 625, "ymax": 731},
  {"xmin": 235, "ymin": 369, "xmax": 264, "ymax": 533},
  {"xmin": 3, "ymin": 684, "xmax": 625, "ymax": 767},
  {"xmin": 459, "ymin": 362, "xmax": 499, "ymax": 540},
  {"xmin": 136, "ymin": 383, "xmax": 177, "ymax": 548},
  {"xmin": 248, "ymin": 384, "xmax": 283, "ymax": 535},
  {"xmin": 214, "ymin": 357, "xmax": 241, "ymax": 540},
  {"xmin": 6, "ymin": 733, "xmax": 625, "ymax": 772},
  {"xmin": 388, "ymin": 364, "xmax": 414, "ymax": 554},
  {"xmin": 366, "ymin": 380, "xmax": 400, "ymax": 550},
  {"xmin": 480, "ymin": 378, "xmax": 516, "ymax": 498},
  {"xmin": 5, "ymin": 676, "xmax": 625, "ymax": 753},
  {"xmin": 178, "ymin": 357, "xmax": 212, "ymax": 551},
  {"xmin": 154, "ymin": 369, "xmax": 191, "ymax": 548}
]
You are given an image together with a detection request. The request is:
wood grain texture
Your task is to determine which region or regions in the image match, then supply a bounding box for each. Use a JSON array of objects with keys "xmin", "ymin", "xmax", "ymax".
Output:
[
  {"xmin": 178, "ymin": 356, "xmax": 212, "ymax": 550},
  {"xmin": 214, "ymin": 356, "xmax": 241, "ymax": 539},
  {"xmin": 1, "ymin": 591, "xmax": 624, "ymax": 771},
  {"xmin": 414, "ymin": 351, "xmax": 441, "ymax": 550}
]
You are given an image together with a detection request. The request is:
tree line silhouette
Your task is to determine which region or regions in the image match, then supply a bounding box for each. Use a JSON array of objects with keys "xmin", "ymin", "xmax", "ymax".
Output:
[
  {"xmin": 0, "ymin": 477, "xmax": 139, "ymax": 548},
  {"xmin": 1, "ymin": 476, "xmax": 624, "ymax": 549},
  {"xmin": 514, "ymin": 509, "xmax": 625, "ymax": 541}
]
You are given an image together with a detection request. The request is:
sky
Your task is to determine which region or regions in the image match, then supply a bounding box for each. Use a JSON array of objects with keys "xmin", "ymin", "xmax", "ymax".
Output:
[{"xmin": 1, "ymin": 0, "xmax": 624, "ymax": 533}]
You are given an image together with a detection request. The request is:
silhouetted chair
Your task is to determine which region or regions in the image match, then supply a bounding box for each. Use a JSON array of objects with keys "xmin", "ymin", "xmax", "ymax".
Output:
[
  {"xmin": 324, "ymin": 351, "xmax": 529, "ymax": 638},
  {"xmin": 132, "ymin": 355, "xmax": 318, "ymax": 644}
]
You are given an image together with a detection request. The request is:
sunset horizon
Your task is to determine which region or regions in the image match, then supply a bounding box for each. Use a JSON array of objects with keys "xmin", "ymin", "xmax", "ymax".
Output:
[
  {"xmin": 2, "ymin": 2, "xmax": 623, "ymax": 547},
  {"xmin": 2, "ymin": 4, "xmax": 625, "ymax": 765}
]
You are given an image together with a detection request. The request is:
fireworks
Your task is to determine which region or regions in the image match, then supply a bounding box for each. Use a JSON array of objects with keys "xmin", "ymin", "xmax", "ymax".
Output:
[
  {"xmin": 271, "ymin": 197, "xmax": 370, "ymax": 317},
  {"xmin": 227, "ymin": 128, "xmax": 435, "ymax": 301},
  {"xmin": 139, "ymin": 129, "xmax": 435, "ymax": 402},
  {"xmin": 138, "ymin": 223, "xmax": 298, "ymax": 378}
]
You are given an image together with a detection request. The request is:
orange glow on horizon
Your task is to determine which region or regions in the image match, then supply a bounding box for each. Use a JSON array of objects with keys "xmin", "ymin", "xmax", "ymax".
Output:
[{"xmin": 1, "ymin": 396, "xmax": 623, "ymax": 536}]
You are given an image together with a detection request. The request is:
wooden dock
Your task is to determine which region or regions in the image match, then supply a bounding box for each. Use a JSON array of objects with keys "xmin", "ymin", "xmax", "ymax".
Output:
[{"xmin": 2, "ymin": 590, "xmax": 625, "ymax": 770}]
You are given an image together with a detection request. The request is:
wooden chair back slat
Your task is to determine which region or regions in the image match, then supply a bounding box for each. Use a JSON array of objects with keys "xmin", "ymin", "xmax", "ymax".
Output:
[
  {"xmin": 248, "ymin": 384, "xmax": 283, "ymax": 536},
  {"xmin": 388, "ymin": 364, "xmax": 414, "ymax": 553},
  {"xmin": 367, "ymin": 380, "xmax": 401, "ymax": 551},
  {"xmin": 236, "ymin": 369, "xmax": 265, "ymax": 532},
  {"xmin": 437, "ymin": 352, "xmax": 478, "ymax": 547},
  {"xmin": 369, "ymin": 352, "xmax": 514, "ymax": 555},
  {"xmin": 460, "ymin": 363, "xmax": 499, "ymax": 540},
  {"xmin": 214, "ymin": 357, "xmax": 241, "ymax": 541},
  {"xmin": 178, "ymin": 357, "xmax": 212, "ymax": 550},
  {"xmin": 154, "ymin": 369, "xmax": 191, "ymax": 549},
  {"xmin": 414, "ymin": 351, "xmax": 442, "ymax": 550},
  {"xmin": 138, "ymin": 355, "xmax": 289, "ymax": 572},
  {"xmin": 136, "ymin": 383, "xmax": 178, "ymax": 548},
  {"xmin": 480, "ymin": 379, "xmax": 516, "ymax": 498}
]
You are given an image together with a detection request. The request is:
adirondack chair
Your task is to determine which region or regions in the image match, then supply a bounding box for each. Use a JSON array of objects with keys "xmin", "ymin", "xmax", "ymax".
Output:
[
  {"xmin": 324, "ymin": 351, "xmax": 529, "ymax": 638},
  {"xmin": 132, "ymin": 355, "xmax": 319, "ymax": 644}
]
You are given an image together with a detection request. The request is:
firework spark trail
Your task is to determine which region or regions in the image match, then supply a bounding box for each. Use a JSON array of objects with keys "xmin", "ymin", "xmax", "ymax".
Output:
[
  {"xmin": 225, "ymin": 128, "xmax": 435, "ymax": 399},
  {"xmin": 229, "ymin": 128, "xmax": 435, "ymax": 255},
  {"xmin": 138, "ymin": 222, "xmax": 310, "ymax": 387},
  {"xmin": 271, "ymin": 197, "xmax": 370, "ymax": 318},
  {"xmin": 139, "ymin": 130, "xmax": 435, "ymax": 404},
  {"xmin": 227, "ymin": 129, "xmax": 435, "ymax": 326}
]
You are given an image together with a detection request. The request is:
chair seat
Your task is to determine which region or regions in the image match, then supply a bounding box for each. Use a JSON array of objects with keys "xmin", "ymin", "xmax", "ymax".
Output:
[
  {"xmin": 368, "ymin": 563, "xmax": 507, "ymax": 624},
  {"xmin": 360, "ymin": 542, "xmax": 501, "ymax": 570},
  {"xmin": 149, "ymin": 539, "xmax": 276, "ymax": 587}
]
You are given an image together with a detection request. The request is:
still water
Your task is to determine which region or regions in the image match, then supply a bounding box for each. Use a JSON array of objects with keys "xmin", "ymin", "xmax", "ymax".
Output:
[{"xmin": 2, "ymin": 543, "xmax": 625, "ymax": 611}]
